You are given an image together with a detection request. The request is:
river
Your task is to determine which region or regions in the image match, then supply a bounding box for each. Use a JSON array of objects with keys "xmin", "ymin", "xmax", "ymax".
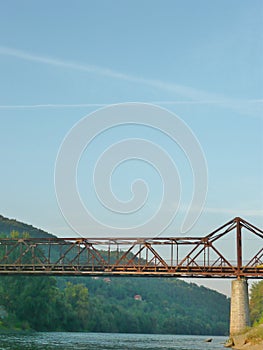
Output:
[{"xmin": 0, "ymin": 332, "xmax": 228, "ymax": 349}]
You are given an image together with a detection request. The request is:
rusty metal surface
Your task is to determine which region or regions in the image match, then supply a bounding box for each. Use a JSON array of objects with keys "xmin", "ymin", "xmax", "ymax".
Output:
[{"xmin": 0, "ymin": 217, "xmax": 262, "ymax": 278}]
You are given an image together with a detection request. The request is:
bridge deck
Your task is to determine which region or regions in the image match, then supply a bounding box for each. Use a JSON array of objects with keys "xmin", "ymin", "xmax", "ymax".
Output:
[{"xmin": 0, "ymin": 264, "xmax": 262, "ymax": 278}]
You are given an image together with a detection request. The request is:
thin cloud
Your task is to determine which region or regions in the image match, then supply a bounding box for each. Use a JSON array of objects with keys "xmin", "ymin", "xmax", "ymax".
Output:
[
  {"xmin": 0, "ymin": 46, "xmax": 132, "ymax": 80},
  {"xmin": 0, "ymin": 46, "xmax": 239, "ymax": 99},
  {"xmin": 0, "ymin": 45, "xmax": 262, "ymax": 117}
]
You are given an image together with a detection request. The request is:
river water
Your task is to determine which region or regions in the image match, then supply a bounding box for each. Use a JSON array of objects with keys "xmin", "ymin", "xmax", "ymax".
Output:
[{"xmin": 0, "ymin": 332, "xmax": 228, "ymax": 350}]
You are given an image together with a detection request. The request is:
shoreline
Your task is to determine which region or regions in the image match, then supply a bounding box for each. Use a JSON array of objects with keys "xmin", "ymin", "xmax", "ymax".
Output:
[{"xmin": 225, "ymin": 324, "xmax": 263, "ymax": 349}]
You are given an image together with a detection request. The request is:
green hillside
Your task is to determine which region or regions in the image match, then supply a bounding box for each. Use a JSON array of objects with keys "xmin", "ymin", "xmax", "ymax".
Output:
[
  {"xmin": 0, "ymin": 215, "xmax": 56, "ymax": 239},
  {"xmin": 63, "ymin": 276, "xmax": 230, "ymax": 334},
  {"xmin": 0, "ymin": 215, "xmax": 230, "ymax": 335}
]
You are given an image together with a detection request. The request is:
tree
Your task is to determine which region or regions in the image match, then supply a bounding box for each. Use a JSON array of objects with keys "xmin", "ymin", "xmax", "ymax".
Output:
[
  {"xmin": 250, "ymin": 281, "xmax": 263, "ymax": 325},
  {"xmin": 63, "ymin": 282, "xmax": 89, "ymax": 331}
]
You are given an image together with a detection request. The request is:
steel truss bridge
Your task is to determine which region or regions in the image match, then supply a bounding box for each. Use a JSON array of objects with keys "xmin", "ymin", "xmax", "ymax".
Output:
[{"xmin": 0, "ymin": 217, "xmax": 262, "ymax": 278}]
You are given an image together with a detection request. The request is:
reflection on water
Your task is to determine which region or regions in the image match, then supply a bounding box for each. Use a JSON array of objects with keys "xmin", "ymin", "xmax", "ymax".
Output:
[{"xmin": 0, "ymin": 332, "xmax": 228, "ymax": 350}]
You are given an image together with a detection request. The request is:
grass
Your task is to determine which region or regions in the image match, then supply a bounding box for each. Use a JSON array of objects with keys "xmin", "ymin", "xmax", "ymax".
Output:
[{"xmin": 246, "ymin": 324, "xmax": 263, "ymax": 344}]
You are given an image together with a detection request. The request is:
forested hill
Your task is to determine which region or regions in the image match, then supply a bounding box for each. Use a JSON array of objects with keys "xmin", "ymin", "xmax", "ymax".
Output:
[
  {"xmin": 0, "ymin": 214, "xmax": 56, "ymax": 238},
  {"xmin": 0, "ymin": 214, "xmax": 230, "ymax": 335}
]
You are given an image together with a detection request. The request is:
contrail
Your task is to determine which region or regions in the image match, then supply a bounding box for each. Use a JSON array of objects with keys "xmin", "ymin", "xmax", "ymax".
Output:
[
  {"xmin": 0, "ymin": 100, "xmax": 262, "ymax": 118},
  {"xmin": 0, "ymin": 103, "xmax": 107, "ymax": 109},
  {"xmin": 0, "ymin": 46, "xmax": 262, "ymax": 117},
  {"xmin": 0, "ymin": 45, "xmax": 230, "ymax": 101},
  {"xmin": 0, "ymin": 101, "xmax": 227, "ymax": 110}
]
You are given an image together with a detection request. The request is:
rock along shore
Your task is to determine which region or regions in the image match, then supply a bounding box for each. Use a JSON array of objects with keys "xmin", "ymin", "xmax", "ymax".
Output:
[{"xmin": 225, "ymin": 324, "xmax": 263, "ymax": 349}]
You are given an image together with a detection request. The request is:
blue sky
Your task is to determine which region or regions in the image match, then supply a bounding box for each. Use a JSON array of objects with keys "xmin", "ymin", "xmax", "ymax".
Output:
[{"xmin": 0, "ymin": 1, "xmax": 262, "ymax": 294}]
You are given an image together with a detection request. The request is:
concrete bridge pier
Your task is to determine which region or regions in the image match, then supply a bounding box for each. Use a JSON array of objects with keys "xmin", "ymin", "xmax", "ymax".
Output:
[{"xmin": 230, "ymin": 278, "xmax": 250, "ymax": 335}]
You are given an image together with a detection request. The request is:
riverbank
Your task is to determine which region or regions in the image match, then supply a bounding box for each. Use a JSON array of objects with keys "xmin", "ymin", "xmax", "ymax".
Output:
[{"xmin": 225, "ymin": 324, "xmax": 263, "ymax": 349}]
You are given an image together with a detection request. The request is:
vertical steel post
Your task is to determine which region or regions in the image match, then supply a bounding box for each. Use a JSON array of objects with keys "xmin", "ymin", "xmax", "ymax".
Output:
[
  {"xmin": 236, "ymin": 217, "xmax": 242, "ymax": 278},
  {"xmin": 108, "ymin": 243, "xmax": 110, "ymax": 265}
]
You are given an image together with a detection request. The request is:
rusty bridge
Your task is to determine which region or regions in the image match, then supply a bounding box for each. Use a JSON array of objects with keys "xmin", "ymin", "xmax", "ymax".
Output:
[{"xmin": 0, "ymin": 217, "xmax": 262, "ymax": 278}]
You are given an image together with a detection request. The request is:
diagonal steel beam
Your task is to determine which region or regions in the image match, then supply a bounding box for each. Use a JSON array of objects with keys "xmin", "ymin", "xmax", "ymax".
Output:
[{"xmin": 145, "ymin": 243, "xmax": 169, "ymax": 269}]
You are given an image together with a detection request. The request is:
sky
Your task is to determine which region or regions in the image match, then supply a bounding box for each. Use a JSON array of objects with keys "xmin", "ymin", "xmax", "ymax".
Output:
[{"xmin": 0, "ymin": 1, "xmax": 262, "ymax": 295}]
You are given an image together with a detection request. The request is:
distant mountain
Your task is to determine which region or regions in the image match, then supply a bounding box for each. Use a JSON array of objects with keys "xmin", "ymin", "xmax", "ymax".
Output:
[{"xmin": 0, "ymin": 214, "xmax": 56, "ymax": 238}]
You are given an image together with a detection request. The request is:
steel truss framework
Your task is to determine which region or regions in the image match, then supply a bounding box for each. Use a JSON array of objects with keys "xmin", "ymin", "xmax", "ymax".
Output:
[{"xmin": 0, "ymin": 217, "xmax": 262, "ymax": 278}]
